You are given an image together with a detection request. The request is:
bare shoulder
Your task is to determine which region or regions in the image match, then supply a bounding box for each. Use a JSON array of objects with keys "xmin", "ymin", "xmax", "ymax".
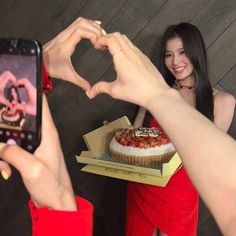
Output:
[{"xmin": 214, "ymin": 90, "xmax": 236, "ymax": 109}]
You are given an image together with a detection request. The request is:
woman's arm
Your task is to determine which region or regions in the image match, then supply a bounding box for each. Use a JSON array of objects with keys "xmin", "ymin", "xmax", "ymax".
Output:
[
  {"xmin": 133, "ymin": 106, "xmax": 147, "ymax": 128},
  {"xmin": 213, "ymin": 90, "xmax": 235, "ymax": 132},
  {"xmin": 147, "ymin": 90, "xmax": 236, "ymax": 235},
  {"xmin": 89, "ymin": 33, "xmax": 236, "ymax": 235}
]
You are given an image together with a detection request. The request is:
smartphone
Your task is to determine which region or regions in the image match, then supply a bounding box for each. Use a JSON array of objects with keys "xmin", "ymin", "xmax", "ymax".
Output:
[{"xmin": 0, "ymin": 38, "xmax": 42, "ymax": 153}]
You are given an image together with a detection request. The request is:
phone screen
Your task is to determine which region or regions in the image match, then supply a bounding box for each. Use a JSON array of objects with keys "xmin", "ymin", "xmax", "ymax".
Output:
[{"xmin": 0, "ymin": 38, "xmax": 42, "ymax": 153}]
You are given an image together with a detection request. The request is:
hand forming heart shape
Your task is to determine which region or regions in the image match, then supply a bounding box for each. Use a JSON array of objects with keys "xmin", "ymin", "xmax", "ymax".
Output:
[{"xmin": 0, "ymin": 71, "xmax": 37, "ymax": 116}]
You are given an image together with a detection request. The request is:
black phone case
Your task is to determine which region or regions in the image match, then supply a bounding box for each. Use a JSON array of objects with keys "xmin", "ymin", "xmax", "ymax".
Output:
[{"xmin": 0, "ymin": 38, "xmax": 42, "ymax": 153}]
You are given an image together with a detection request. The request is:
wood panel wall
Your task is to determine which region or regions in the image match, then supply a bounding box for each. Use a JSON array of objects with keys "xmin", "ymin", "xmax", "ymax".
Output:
[{"xmin": 0, "ymin": 0, "xmax": 235, "ymax": 235}]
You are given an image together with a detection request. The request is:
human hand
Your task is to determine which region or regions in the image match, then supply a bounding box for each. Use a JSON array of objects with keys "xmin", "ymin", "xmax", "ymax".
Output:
[
  {"xmin": 43, "ymin": 17, "xmax": 105, "ymax": 91},
  {"xmin": 0, "ymin": 96, "xmax": 77, "ymax": 211},
  {"xmin": 14, "ymin": 78, "xmax": 36, "ymax": 116},
  {"xmin": 0, "ymin": 71, "xmax": 17, "ymax": 108},
  {"xmin": 88, "ymin": 33, "xmax": 170, "ymax": 108}
]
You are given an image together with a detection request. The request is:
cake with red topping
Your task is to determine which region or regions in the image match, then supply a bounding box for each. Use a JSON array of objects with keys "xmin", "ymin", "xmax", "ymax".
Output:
[
  {"xmin": 109, "ymin": 127, "xmax": 175, "ymax": 166},
  {"xmin": 2, "ymin": 108, "xmax": 23, "ymax": 126}
]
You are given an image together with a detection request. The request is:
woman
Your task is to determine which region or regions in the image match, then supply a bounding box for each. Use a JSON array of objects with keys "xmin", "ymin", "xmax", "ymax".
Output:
[
  {"xmin": 1, "ymin": 85, "xmax": 24, "ymax": 126},
  {"xmin": 127, "ymin": 23, "xmax": 235, "ymax": 236}
]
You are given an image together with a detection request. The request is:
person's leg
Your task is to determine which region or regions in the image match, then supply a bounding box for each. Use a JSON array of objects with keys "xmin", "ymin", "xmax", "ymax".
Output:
[
  {"xmin": 159, "ymin": 230, "xmax": 167, "ymax": 236},
  {"xmin": 152, "ymin": 229, "xmax": 157, "ymax": 236}
]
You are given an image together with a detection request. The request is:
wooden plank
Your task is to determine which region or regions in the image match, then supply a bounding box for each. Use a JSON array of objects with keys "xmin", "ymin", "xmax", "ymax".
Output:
[
  {"xmin": 78, "ymin": 0, "xmax": 126, "ymax": 26},
  {"xmin": 133, "ymin": 0, "xmax": 208, "ymax": 56},
  {"xmin": 51, "ymin": 94, "xmax": 104, "ymax": 154},
  {"xmin": 104, "ymin": 99, "xmax": 137, "ymax": 124},
  {"xmin": 128, "ymin": 0, "xmax": 167, "ymax": 20},
  {"xmin": 219, "ymin": 65, "xmax": 236, "ymax": 97},
  {"xmin": 0, "ymin": 172, "xmax": 29, "ymax": 235},
  {"xmin": 0, "ymin": 0, "xmax": 51, "ymax": 38},
  {"xmin": 191, "ymin": 0, "xmax": 236, "ymax": 48},
  {"xmin": 1, "ymin": 204, "xmax": 31, "ymax": 236},
  {"xmin": 91, "ymin": 68, "xmax": 118, "ymax": 114},
  {"xmin": 0, "ymin": 0, "xmax": 17, "ymax": 19},
  {"xmin": 23, "ymin": 0, "xmax": 88, "ymax": 43},
  {"xmin": 207, "ymin": 20, "xmax": 236, "ymax": 85},
  {"xmin": 47, "ymin": 80, "xmax": 85, "ymax": 126}
]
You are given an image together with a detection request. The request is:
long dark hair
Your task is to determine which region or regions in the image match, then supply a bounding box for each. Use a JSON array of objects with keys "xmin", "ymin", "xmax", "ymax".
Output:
[
  {"xmin": 158, "ymin": 23, "xmax": 214, "ymax": 121},
  {"xmin": 6, "ymin": 85, "xmax": 21, "ymax": 103}
]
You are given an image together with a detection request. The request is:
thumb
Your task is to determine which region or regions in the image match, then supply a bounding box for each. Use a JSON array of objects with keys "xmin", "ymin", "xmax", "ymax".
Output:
[
  {"xmin": 0, "ymin": 144, "xmax": 36, "ymax": 177},
  {"xmin": 88, "ymin": 81, "xmax": 113, "ymax": 99},
  {"xmin": 0, "ymin": 160, "xmax": 12, "ymax": 180},
  {"xmin": 61, "ymin": 61, "xmax": 91, "ymax": 92},
  {"xmin": 1, "ymin": 98, "xmax": 13, "ymax": 110}
]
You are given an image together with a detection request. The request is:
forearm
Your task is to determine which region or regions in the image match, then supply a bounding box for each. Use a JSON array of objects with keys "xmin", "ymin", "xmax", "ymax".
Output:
[{"xmin": 147, "ymin": 88, "xmax": 236, "ymax": 233}]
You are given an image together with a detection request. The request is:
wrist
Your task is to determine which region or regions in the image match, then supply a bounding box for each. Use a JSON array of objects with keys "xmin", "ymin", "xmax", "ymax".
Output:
[
  {"xmin": 53, "ymin": 187, "xmax": 78, "ymax": 211},
  {"xmin": 146, "ymin": 88, "xmax": 180, "ymax": 115}
]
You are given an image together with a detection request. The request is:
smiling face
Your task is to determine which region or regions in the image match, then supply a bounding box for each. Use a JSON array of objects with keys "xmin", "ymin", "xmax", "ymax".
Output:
[{"xmin": 164, "ymin": 37, "xmax": 194, "ymax": 83}]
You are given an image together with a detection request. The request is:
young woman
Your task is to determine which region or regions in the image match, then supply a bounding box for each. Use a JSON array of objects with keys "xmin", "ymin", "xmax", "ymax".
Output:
[
  {"xmin": 127, "ymin": 23, "xmax": 235, "ymax": 236},
  {"xmin": 1, "ymin": 85, "xmax": 24, "ymax": 126}
]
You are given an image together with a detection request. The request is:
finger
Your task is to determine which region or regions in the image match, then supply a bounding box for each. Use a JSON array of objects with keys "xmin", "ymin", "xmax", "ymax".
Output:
[
  {"xmin": 88, "ymin": 81, "xmax": 113, "ymax": 98},
  {"xmin": 1, "ymin": 71, "xmax": 17, "ymax": 83},
  {"xmin": 1, "ymin": 98, "xmax": 13, "ymax": 109},
  {"xmin": 56, "ymin": 17, "xmax": 103, "ymax": 44},
  {"xmin": 112, "ymin": 33, "xmax": 133, "ymax": 53},
  {"xmin": 0, "ymin": 160, "xmax": 12, "ymax": 180},
  {"xmin": 66, "ymin": 26, "xmax": 103, "ymax": 49},
  {"xmin": 0, "ymin": 144, "xmax": 36, "ymax": 176},
  {"xmin": 0, "ymin": 96, "xmax": 54, "ymax": 173},
  {"xmin": 103, "ymin": 120, "xmax": 109, "ymax": 125},
  {"xmin": 122, "ymin": 34, "xmax": 137, "ymax": 51},
  {"xmin": 15, "ymin": 78, "xmax": 32, "ymax": 88},
  {"xmin": 12, "ymin": 103, "xmax": 24, "ymax": 112},
  {"xmin": 61, "ymin": 61, "xmax": 91, "ymax": 91},
  {"xmin": 96, "ymin": 33, "xmax": 131, "ymax": 57},
  {"xmin": 68, "ymin": 17, "xmax": 102, "ymax": 35}
]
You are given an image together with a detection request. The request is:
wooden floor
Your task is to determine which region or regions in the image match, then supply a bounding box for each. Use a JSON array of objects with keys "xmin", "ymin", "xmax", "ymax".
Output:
[{"xmin": 0, "ymin": 0, "xmax": 235, "ymax": 235}]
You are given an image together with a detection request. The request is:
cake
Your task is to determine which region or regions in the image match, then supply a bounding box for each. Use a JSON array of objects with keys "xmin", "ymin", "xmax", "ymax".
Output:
[
  {"xmin": 2, "ymin": 109, "xmax": 23, "ymax": 126},
  {"xmin": 109, "ymin": 127, "xmax": 176, "ymax": 166}
]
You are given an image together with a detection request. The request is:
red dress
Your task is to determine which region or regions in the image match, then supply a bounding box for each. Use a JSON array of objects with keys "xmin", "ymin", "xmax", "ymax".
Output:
[{"xmin": 125, "ymin": 117, "xmax": 199, "ymax": 236}]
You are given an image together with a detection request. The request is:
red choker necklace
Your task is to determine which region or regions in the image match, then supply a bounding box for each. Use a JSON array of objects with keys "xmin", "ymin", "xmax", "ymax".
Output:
[{"xmin": 175, "ymin": 79, "xmax": 194, "ymax": 90}]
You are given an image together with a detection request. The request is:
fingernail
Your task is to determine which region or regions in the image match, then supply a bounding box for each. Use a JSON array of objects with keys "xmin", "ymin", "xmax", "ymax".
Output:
[
  {"xmin": 102, "ymin": 29, "xmax": 107, "ymax": 35},
  {"xmin": 85, "ymin": 91, "xmax": 91, "ymax": 99},
  {"xmin": 1, "ymin": 170, "xmax": 9, "ymax": 180},
  {"xmin": 6, "ymin": 139, "xmax": 16, "ymax": 145},
  {"xmin": 94, "ymin": 20, "xmax": 102, "ymax": 25},
  {"xmin": 0, "ymin": 142, "xmax": 6, "ymax": 150}
]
